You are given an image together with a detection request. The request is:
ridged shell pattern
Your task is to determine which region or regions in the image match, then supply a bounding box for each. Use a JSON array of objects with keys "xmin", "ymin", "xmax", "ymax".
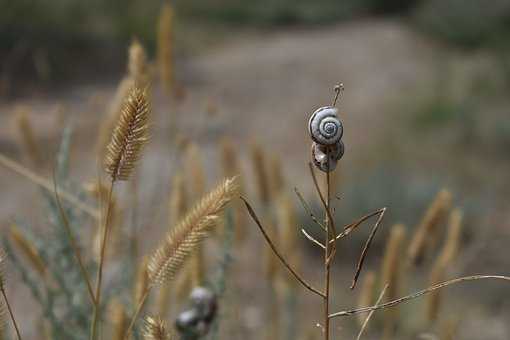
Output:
[{"xmin": 308, "ymin": 106, "xmax": 344, "ymax": 172}]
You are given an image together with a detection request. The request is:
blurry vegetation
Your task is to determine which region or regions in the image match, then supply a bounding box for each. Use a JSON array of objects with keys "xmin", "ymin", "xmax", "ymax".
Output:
[
  {"xmin": 1, "ymin": 0, "xmax": 510, "ymax": 87},
  {"xmin": 414, "ymin": 0, "xmax": 510, "ymax": 49}
]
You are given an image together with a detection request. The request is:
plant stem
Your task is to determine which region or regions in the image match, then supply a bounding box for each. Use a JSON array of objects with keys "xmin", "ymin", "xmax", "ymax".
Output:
[
  {"xmin": 0, "ymin": 152, "xmax": 100, "ymax": 219},
  {"xmin": 1, "ymin": 288, "xmax": 22, "ymax": 340},
  {"xmin": 90, "ymin": 179, "xmax": 115, "ymax": 340},
  {"xmin": 124, "ymin": 287, "xmax": 151, "ymax": 340},
  {"xmin": 53, "ymin": 175, "xmax": 96, "ymax": 305},
  {"xmin": 323, "ymin": 167, "xmax": 331, "ymax": 340}
]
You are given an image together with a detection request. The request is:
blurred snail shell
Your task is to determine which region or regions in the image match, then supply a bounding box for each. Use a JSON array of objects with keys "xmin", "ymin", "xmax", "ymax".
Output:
[
  {"xmin": 308, "ymin": 106, "xmax": 343, "ymax": 145},
  {"xmin": 311, "ymin": 141, "xmax": 344, "ymax": 172}
]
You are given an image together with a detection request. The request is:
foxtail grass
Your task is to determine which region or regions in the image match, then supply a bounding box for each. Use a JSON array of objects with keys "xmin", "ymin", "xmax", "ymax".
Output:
[
  {"xmin": 219, "ymin": 137, "xmax": 246, "ymax": 242},
  {"xmin": 143, "ymin": 316, "xmax": 171, "ymax": 340},
  {"xmin": 91, "ymin": 86, "xmax": 150, "ymax": 340},
  {"xmin": 109, "ymin": 300, "xmax": 128, "ymax": 340},
  {"xmin": 356, "ymin": 271, "xmax": 376, "ymax": 326},
  {"xmin": 426, "ymin": 209, "xmax": 463, "ymax": 322},
  {"xmin": 9, "ymin": 224, "xmax": 46, "ymax": 278},
  {"xmin": 380, "ymin": 224, "xmax": 406, "ymax": 338},
  {"xmin": 14, "ymin": 108, "xmax": 41, "ymax": 167},
  {"xmin": 123, "ymin": 177, "xmax": 238, "ymax": 339},
  {"xmin": 408, "ymin": 189, "xmax": 452, "ymax": 265},
  {"xmin": 250, "ymin": 143, "xmax": 270, "ymax": 205},
  {"xmin": 157, "ymin": 2, "xmax": 174, "ymax": 96}
]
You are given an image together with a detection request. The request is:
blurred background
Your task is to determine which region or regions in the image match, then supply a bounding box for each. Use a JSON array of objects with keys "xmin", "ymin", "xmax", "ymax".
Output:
[{"xmin": 1, "ymin": 0, "xmax": 510, "ymax": 339}]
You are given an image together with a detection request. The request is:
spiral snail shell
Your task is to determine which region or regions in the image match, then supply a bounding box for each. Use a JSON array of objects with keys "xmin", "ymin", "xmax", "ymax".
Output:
[
  {"xmin": 308, "ymin": 106, "xmax": 343, "ymax": 145},
  {"xmin": 308, "ymin": 105, "xmax": 345, "ymax": 172}
]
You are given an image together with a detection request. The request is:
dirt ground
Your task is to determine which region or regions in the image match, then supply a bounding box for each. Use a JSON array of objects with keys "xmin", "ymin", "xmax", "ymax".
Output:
[{"xmin": 0, "ymin": 19, "xmax": 509, "ymax": 339}]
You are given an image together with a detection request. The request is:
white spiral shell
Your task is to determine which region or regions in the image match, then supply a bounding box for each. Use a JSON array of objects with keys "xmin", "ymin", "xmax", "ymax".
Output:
[
  {"xmin": 308, "ymin": 106, "xmax": 343, "ymax": 145},
  {"xmin": 311, "ymin": 141, "xmax": 344, "ymax": 172}
]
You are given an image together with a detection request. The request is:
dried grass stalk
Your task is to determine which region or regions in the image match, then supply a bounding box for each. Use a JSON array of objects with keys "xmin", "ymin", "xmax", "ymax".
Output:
[
  {"xmin": 185, "ymin": 144, "xmax": 207, "ymax": 199},
  {"xmin": 439, "ymin": 318, "xmax": 459, "ymax": 340},
  {"xmin": 85, "ymin": 181, "xmax": 120, "ymax": 259},
  {"xmin": 157, "ymin": 2, "xmax": 174, "ymax": 95},
  {"xmin": 220, "ymin": 137, "xmax": 246, "ymax": 241},
  {"xmin": 109, "ymin": 300, "xmax": 128, "ymax": 340},
  {"xmin": 250, "ymin": 143, "xmax": 270, "ymax": 205},
  {"xmin": 97, "ymin": 39, "xmax": 149, "ymax": 158},
  {"xmin": 0, "ymin": 250, "xmax": 22, "ymax": 340},
  {"xmin": 147, "ymin": 177, "xmax": 238, "ymax": 285},
  {"xmin": 105, "ymin": 86, "xmax": 150, "ymax": 181},
  {"xmin": 155, "ymin": 173, "xmax": 189, "ymax": 317},
  {"xmin": 134, "ymin": 256, "xmax": 150, "ymax": 306},
  {"xmin": 168, "ymin": 173, "xmax": 188, "ymax": 227},
  {"xmin": 279, "ymin": 194, "xmax": 300, "ymax": 287},
  {"xmin": 356, "ymin": 271, "xmax": 376, "ymax": 326},
  {"xmin": 408, "ymin": 189, "xmax": 452, "ymax": 265},
  {"xmin": 381, "ymin": 224, "xmax": 406, "ymax": 338},
  {"xmin": 128, "ymin": 38, "xmax": 149, "ymax": 88},
  {"xmin": 426, "ymin": 209, "xmax": 463, "ymax": 322},
  {"xmin": 9, "ymin": 224, "xmax": 46, "ymax": 277},
  {"xmin": 185, "ymin": 144, "xmax": 207, "ymax": 285},
  {"xmin": 269, "ymin": 155, "xmax": 285, "ymax": 201},
  {"xmin": 14, "ymin": 108, "xmax": 41, "ymax": 167},
  {"xmin": 143, "ymin": 316, "xmax": 171, "ymax": 340}
]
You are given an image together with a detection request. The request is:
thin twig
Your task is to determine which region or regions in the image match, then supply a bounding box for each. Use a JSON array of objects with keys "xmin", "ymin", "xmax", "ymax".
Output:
[
  {"xmin": 301, "ymin": 228, "xmax": 325, "ymax": 250},
  {"xmin": 0, "ymin": 153, "xmax": 100, "ymax": 219},
  {"xmin": 90, "ymin": 179, "xmax": 115, "ymax": 340},
  {"xmin": 350, "ymin": 207, "xmax": 386, "ymax": 289},
  {"xmin": 1, "ymin": 288, "xmax": 22, "ymax": 340},
  {"xmin": 329, "ymin": 275, "xmax": 510, "ymax": 318},
  {"xmin": 52, "ymin": 172, "xmax": 96, "ymax": 305},
  {"xmin": 294, "ymin": 187, "xmax": 326, "ymax": 231},
  {"xmin": 356, "ymin": 284, "xmax": 388, "ymax": 340},
  {"xmin": 308, "ymin": 163, "xmax": 337, "ymax": 255},
  {"xmin": 333, "ymin": 208, "xmax": 386, "ymax": 241},
  {"xmin": 323, "ymin": 163, "xmax": 332, "ymax": 340},
  {"xmin": 124, "ymin": 287, "xmax": 151, "ymax": 340},
  {"xmin": 241, "ymin": 196, "xmax": 325, "ymax": 298}
]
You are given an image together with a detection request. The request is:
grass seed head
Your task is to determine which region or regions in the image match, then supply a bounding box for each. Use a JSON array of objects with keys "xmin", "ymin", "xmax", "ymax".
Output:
[{"xmin": 105, "ymin": 86, "xmax": 150, "ymax": 181}]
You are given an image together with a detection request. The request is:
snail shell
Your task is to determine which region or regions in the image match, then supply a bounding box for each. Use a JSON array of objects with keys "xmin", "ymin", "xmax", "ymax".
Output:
[
  {"xmin": 308, "ymin": 106, "xmax": 343, "ymax": 145},
  {"xmin": 311, "ymin": 141, "xmax": 344, "ymax": 172}
]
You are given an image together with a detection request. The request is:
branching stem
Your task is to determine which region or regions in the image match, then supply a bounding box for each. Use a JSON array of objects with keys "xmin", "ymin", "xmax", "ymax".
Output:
[{"xmin": 241, "ymin": 197, "xmax": 325, "ymax": 298}]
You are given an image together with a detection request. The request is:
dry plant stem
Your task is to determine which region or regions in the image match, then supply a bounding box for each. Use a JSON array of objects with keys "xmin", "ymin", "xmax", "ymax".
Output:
[
  {"xmin": 356, "ymin": 284, "xmax": 388, "ymax": 340},
  {"xmin": 0, "ymin": 153, "xmax": 100, "ymax": 219},
  {"xmin": 350, "ymin": 208, "xmax": 386, "ymax": 289},
  {"xmin": 1, "ymin": 287, "xmax": 22, "ymax": 340},
  {"xmin": 124, "ymin": 287, "xmax": 151, "ymax": 340},
  {"xmin": 323, "ymin": 167, "xmax": 332, "ymax": 340},
  {"xmin": 241, "ymin": 197, "xmax": 325, "ymax": 298},
  {"xmin": 294, "ymin": 187, "xmax": 326, "ymax": 231},
  {"xmin": 329, "ymin": 275, "xmax": 510, "ymax": 318},
  {"xmin": 301, "ymin": 228, "xmax": 325, "ymax": 249},
  {"xmin": 308, "ymin": 163, "xmax": 337, "ymax": 254},
  {"xmin": 90, "ymin": 179, "xmax": 115, "ymax": 340},
  {"xmin": 334, "ymin": 208, "xmax": 387, "ymax": 241},
  {"xmin": 53, "ymin": 174, "xmax": 96, "ymax": 305}
]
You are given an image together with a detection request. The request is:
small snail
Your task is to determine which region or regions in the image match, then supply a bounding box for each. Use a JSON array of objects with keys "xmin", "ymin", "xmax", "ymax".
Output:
[
  {"xmin": 175, "ymin": 287, "xmax": 217, "ymax": 339},
  {"xmin": 311, "ymin": 141, "xmax": 344, "ymax": 172},
  {"xmin": 308, "ymin": 105, "xmax": 345, "ymax": 172}
]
